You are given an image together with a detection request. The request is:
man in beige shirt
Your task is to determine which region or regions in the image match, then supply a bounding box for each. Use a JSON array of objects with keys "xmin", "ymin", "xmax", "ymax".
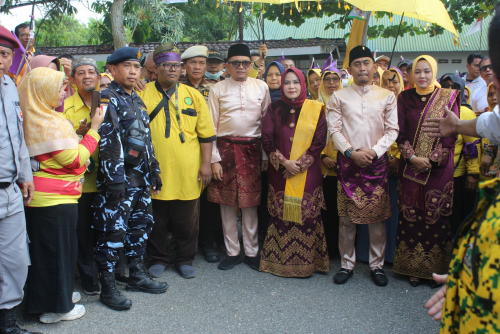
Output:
[
  {"xmin": 327, "ymin": 45, "xmax": 398, "ymax": 287},
  {"xmin": 207, "ymin": 43, "xmax": 270, "ymax": 271}
]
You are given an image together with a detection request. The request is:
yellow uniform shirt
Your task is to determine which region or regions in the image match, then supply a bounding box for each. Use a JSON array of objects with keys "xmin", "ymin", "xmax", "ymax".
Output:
[
  {"xmin": 137, "ymin": 82, "xmax": 216, "ymax": 201},
  {"xmin": 454, "ymin": 106, "xmax": 480, "ymax": 178},
  {"xmin": 63, "ymin": 92, "xmax": 99, "ymax": 193}
]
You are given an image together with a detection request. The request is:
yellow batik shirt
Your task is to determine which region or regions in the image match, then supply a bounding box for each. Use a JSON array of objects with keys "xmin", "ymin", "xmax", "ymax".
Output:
[
  {"xmin": 63, "ymin": 92, "xmax": 99, "ymax": 193},
  {"xmin": 137, "ymin": 82, "xmax": 216, "ymax": 201},
  {"xmin": 440, "ymin": 178, "xmax": 500, "ymax": 333}
]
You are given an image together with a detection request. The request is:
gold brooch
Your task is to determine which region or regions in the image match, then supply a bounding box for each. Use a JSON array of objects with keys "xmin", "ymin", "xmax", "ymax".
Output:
[
  {"xmin": 289, "ymin": 137, "xmax": 294, "ymax": 142},
  {"xmin": 421, "ymin": 97, "xmax": 427, "ymax": 102},
  {"xmin": 290, "ymin": 109, "xmax": 296, "ymax": 114},
  {"xmin": 289, "ymin": 122, "xmax": 295, "ymax": 128}
]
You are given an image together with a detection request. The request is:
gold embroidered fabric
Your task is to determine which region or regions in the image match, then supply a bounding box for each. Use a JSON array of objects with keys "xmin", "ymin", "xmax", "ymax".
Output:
[
  {"xmin": 267, "ymin": 184, "xmax": 325, "ymax": 223},
  {"xmin": 393, "ymin": 240, "xmax": 452, "ymax": 279},
  {"xmin": 337, "ymin": 181, "xmax": 391, "ymax": 224},
  {"xmin": 269, "ymin": 150, "xmax": 286, "ymax": 171}
]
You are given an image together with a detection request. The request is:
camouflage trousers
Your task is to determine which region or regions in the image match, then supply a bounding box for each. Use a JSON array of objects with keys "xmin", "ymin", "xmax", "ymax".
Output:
[{"xmin": 92, "ymin": 186, "xmax": 153, "ymax": 272}]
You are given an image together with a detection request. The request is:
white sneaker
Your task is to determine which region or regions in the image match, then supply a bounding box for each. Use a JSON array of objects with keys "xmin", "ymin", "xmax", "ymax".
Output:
[
  {"xmin": 72, "ymin": 291, "xmax": 81, "ymax": 303},
  {"xmin": 39, "ymin": 304, "xmax": 86, "ymax": 324}
]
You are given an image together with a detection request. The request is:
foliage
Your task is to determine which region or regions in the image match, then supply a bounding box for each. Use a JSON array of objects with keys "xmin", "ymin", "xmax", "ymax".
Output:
[
  {"xmin": 34, "ymin": 14, "xmax": 97, "ymax": 47},
  {"xmin": 260, "ymin": 0, "xmax": 498, "ymax": 40}
]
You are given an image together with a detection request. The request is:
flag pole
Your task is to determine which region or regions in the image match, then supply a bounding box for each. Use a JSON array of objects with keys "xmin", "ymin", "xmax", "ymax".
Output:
[
  {"xmin": 479, "ymin": 23, "xmax": 483, "ymax": 54},
  {"xmin": 388, "ymin": 13, "xmax": 404, "ymax": 68}
]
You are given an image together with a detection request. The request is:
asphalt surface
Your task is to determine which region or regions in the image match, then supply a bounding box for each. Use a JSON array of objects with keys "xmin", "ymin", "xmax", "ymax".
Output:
[{"xmin": 18, "ymin": 253, "xmax": 441, "ymax": 334}]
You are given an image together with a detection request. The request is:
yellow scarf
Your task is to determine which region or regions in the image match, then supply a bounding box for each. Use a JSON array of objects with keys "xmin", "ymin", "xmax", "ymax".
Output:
[
  {"xmin": 307, "ymin": 69, "xmax": 321, "ymax": 100},
  {"xmin": 375, "ymin": 67, "xmax": 384, "ymax": 86},
  {"xmin": 412, "ymin": 55, "xmax": 441, "ymax": 95},
  {"xmin": 282, "ymin": 99, "xmax": 324, "ymax": 224},
  {"xmin": 19, "ymin": 67, "xmax": 79, "ymax": 157},
  {"xmin": 382, "ymin": 69, "xmax": 404, "ymax": 95}
]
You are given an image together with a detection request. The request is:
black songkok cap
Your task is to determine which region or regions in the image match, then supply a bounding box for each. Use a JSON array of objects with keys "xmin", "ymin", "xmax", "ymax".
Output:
[
  {"xmin": 349, "ymin": 45, "xmax": 374, "ymax": 66},
  {"xmin": 227, "ymin": 43, "xmax": 251, "ymax": 61}
]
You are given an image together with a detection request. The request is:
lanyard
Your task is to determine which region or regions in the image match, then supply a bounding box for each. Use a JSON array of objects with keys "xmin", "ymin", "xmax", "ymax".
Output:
[{"xmin": 166, "ymin": 84, "xmax": 185, "ymax": 143}]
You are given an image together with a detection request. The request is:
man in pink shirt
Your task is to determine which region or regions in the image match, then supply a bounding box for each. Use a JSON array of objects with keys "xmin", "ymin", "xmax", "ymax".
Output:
[
  {"xmin": 207, "ymin": 43, "xmax": 271, "ymax": 271},
  {"xmin": 327, "ymin": 45, "xmax": 399, "ymax": 287}
]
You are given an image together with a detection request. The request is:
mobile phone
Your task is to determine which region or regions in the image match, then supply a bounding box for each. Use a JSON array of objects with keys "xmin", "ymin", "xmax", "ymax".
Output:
[{"xmin": 90, "ymin": 91, "xmax": 101, "ymax": 118}]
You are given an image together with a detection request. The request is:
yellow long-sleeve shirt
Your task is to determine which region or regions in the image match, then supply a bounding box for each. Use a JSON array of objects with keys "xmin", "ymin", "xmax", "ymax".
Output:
[{"xmin": 454, "ymin": 106, "xmax": 480, "ymax": 178}]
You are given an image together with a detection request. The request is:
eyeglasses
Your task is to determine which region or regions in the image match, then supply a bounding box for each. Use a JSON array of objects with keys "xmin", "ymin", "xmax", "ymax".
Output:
[
  {"xmin": 481, "ymin": 64, "xmax": 492, "ymax": 72},
  {"xmin": 159, "ymin": 62, "xmax": 182, "ymax": 71},
  {"xmin": 228, "ymin": 61, "xmax": 252, "ymax": 69},
  {"xmin": 324, "ymin": 77, "xmax": 340, "ymax": 83}
]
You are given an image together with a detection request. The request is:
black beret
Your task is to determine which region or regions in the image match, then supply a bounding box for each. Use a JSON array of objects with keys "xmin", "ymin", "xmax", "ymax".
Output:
[
  {"xmin": 227, "ymin": 43, "xmax": 250, "ymax": 61},
  {"xmin": 107, "ymin": 47, "xmax": 143, "ymax": 65},
  {"xmin": 349, "ymin": 45, "xmax": 374, "ymax": 66}
]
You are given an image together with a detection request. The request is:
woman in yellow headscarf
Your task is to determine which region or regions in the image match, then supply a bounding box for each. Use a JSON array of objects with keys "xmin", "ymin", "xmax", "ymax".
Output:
[
  {"xmin": 307, "ymin": 68, "xmax": 321, "ymax": 100},
  {"xmin": 19, "ymin": 67, "xmax": 104, "ymax": 323},
  {"xmin": 318, "ymin": 59, "xmax": 343, "ymax": 259},
  {"xmin": 99, "ymin": 72, "xmax": 113, "ymax": 91},
  {"xmin": 479, "ymin": 82, "xmax": 499, "ymax": 180},
  {"xmin": 393, "ymin": 56, "xmax": 460, "ymax": 288}
]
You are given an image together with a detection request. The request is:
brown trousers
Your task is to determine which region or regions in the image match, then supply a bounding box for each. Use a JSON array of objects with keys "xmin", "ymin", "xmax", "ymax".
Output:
[{"xmin": 147, "ymin": 199, "xmax": 200, "ymax": 267}]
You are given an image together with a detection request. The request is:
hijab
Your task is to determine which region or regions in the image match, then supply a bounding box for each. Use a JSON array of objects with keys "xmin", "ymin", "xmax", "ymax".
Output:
[
  {"xmin": 23, "ymin": 55, "xmax": 61, "ymax": 80},
  {"xmin": 307, "ymin": 68, "xmax": 321, "ymax": 100},
  {"xmin": 318, "ymin": 71, "xmax": 342, "ymax": 105},
  {"xmin": 464, "ymin": 86, "xmax": 471, "ymax": 105},
  {"xmin": 281, "ymin": 68, "xmax": 307, "ymax": 109},
  {"xmin": 381, "ymin": 67, "xmax": 404, "ymax": 96},
  {"xmin": 18, "ymin": 67, "xmax": 79, "ymax": 157},
  {"xmin": 263, "ymin": 61, "xmax": 285, "ymax": 102},
  {"xmin": 374, "ymin": 66, "xmax": 384, "ymax": 86},
  {"xmin": 488, "ymin": 82, "xmax": 497, "ymax": 111},
  {"xmin": 412, "ymin": 55, "xmax": 441, "ymax": 95}
]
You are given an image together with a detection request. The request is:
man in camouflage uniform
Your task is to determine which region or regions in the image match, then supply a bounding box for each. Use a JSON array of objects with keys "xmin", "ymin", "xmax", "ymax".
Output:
[{"xmin": 92, "ymin": 47, "xmax": 167, "ymax": 311}]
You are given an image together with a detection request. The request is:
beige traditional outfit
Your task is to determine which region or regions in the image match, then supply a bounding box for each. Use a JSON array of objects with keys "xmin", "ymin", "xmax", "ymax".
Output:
[
  {"xmin": 207, "ymin": 76, "xmax": 271, "ymax": 257},
  {"xmin": 327, "ymin": 82, "xmax": 398, "ymax": 270}
]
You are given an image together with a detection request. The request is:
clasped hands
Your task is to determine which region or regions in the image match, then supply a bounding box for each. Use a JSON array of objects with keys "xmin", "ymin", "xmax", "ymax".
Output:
[
  {"xmin": 409, "ymin": 156, "xmax": 432, "ymax": 174},
  {"xmin": 350, "ymin": 149, "xmax": 377, "ymax": 168},
  {"xmin": 282, "ymin": 160, "xmax": 302, "ymax": 179}
]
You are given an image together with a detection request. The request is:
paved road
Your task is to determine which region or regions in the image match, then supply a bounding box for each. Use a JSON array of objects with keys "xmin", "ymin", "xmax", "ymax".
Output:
[{"xmin": 18, "ymin": 253, "xmax": 441, "ymax": 334}]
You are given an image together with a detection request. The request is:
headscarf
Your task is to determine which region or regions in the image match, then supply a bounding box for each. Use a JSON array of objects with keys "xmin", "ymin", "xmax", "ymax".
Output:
[
  {"xmin": 281, "ymin": 68, "xmax": 307, "ymax": 109},
  {"xmin": 440, "ymin": 73, "xmax": 471, "ymax": 109},
  {"xmin": 488, "ymin": 82, "xmax": 497, "ymax": 111},
  {"xmin": 18, "ymin": 67, "xmax": 79, "ymax": 157},
  {"xmin": 306, "ymin": 68, "xmax": 321, "ymax": 100},
  {"xmin": 412, "ymin": 55, "xmax": 441, "ymax": 95},
  {"xmin": 98, "ymin": 72, "xmax": 114, "ymax": 91},
  {"xmin": 23, "ymin": 55, "xmax": 61, "ymax": 80},
  {"xmin": 263, "ymin": 61, "xmax": 285, "ymax": 102},
  {"xmin": 374, "ymin": 66, "xmax": 384, "ymax": 86},
  {"xmin": 464, "ymin": 86, "xmax": 471, "ymax": 105},
  {"xmin": 381, "ymin": 67, "xmax": 404, "ymax": 96},
  {"xmin": 318, "ymin": 71, "xmax": 342, "ymax": 105}
]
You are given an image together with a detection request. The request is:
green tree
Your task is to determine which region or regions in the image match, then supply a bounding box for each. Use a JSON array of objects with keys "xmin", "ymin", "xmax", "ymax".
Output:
[{"xmin": 35, "ymin": 15, "xmax": 91, "ymax": 47}]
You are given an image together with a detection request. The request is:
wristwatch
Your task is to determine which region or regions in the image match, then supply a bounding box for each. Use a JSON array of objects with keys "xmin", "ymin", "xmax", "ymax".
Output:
[{"xmin": 345, "ymin": 148, "xmax": 354, "ymax": 158}]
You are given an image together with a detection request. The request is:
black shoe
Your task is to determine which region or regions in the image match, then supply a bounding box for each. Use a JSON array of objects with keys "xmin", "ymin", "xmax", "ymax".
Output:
[
  {"xmin": 409, "ymin": 278, "xmax": 421, "ymax": 287},
  {"xmin": 243, "ymin": 256, "xmax": 260, "ymax": 271},
  {"xmin": 99, "ymin": 271, "xmax": 132, "ymax": 311},
  {"xmin": 333, "ymin": 269, "xmax": 353, "ymax": 284},
  {"xmin": 126, "ymin": 258, "xmax": 168, "ymax": 294},
  {"xmin": 218, "ymin": 255, "xmax": 243, "ymax": 270},
  {"xmin": 370, "ymin": 269, "xmax": 388, "ymax": 286},
  {"xmin": 83, "ymin": 283, "xmax": 100, "ymax": 295},
  {"xmin": 0, "ymin": 308, "xmax": 42, "ymax": 334},
  {"xmin": 429, "ymin": 279, "xmax": 443, "ymax": 289},
  {"xmin": 202, "ymin": 242, "xmax": 220, "ymax": 263},
  {"xmin": 115, "ymin": 274, "xmax": 129, "ymax": 286}
]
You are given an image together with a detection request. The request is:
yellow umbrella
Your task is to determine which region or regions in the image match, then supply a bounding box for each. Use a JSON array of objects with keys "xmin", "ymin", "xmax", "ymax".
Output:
[{"xmin": 343, "ymin": 0, "xmax": 458, "ymax": 37}]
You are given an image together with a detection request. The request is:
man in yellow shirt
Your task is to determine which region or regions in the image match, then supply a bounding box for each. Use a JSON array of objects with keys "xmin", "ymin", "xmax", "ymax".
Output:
[
  {"xmin": 63, "ymin": 57, "xmax": 101, "ymax": 295},
  {"xmin": 137, "ymin": 43, "xmax": 215, "ymax": 279}
]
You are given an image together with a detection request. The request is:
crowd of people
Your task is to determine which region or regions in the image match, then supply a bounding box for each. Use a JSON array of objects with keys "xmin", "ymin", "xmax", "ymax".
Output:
[{"xmin": 1, "ymin": 7, "xmax": 500, "ymax": 333}]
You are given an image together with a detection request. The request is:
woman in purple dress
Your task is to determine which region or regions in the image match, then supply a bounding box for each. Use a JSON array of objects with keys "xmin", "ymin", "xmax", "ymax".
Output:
[
  {"xmin": 259, "ymin": 68, "xmax": 330, "ymax": 278},
  {"xmin": 393, "ymin": 56, "xmax": 459, "ymax": 288}
]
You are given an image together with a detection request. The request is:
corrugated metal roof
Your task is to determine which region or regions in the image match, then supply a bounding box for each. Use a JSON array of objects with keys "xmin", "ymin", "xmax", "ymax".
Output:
[{"xmin": 245, "ymin": 14, "xmax": 490, "ymax": 52}]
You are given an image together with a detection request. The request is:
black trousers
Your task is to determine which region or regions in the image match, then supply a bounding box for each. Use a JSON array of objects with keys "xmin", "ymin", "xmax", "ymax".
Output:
[
  {"xmin": 147, "ymin": 199, "xmax": 200, "ymax": 266},
  {"xmin": 450, "ymin": 175, "xmax": 476, "ymax": 238},
  {"xmin": 321, "ymin": 175, "xmax": 340, "ymax": 258},
  {"xmin": 198, "ymin": 188, "xmax": 224, "ymax": 247},
  {"xmin": 25, "ymin": 204, "xmax": 78, "ymax": 314},
  {"xmin": 77, "ymin": 193, "xmax": 99, "ymax": 289}
]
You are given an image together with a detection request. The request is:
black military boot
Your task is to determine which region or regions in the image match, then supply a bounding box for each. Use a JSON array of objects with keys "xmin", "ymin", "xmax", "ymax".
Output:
[
  {"xmin": 0, "ymin": 308, "xmax": 41, "ymax": 334},
  {"xmin": 99, "ymin": 271, "xmax": 132, "ymax": 311},
  {"xmin": 126, "ymin": 258, "xmax": 168, "ymax": 294}
]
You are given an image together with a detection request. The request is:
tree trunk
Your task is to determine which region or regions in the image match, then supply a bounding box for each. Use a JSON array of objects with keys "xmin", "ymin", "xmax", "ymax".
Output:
[
  {"xmin": 238, "ymin": 3, "xmax": 243, "ymax": 42},
  {"xmin": 111, "ymin": 0, "xmax": 127, "ymax": 50}
]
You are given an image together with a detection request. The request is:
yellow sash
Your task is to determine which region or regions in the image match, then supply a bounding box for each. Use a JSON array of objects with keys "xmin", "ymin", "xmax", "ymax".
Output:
[{"xmin": 282, "ymin": 99, "xmax": 324, "ymax": 224}]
